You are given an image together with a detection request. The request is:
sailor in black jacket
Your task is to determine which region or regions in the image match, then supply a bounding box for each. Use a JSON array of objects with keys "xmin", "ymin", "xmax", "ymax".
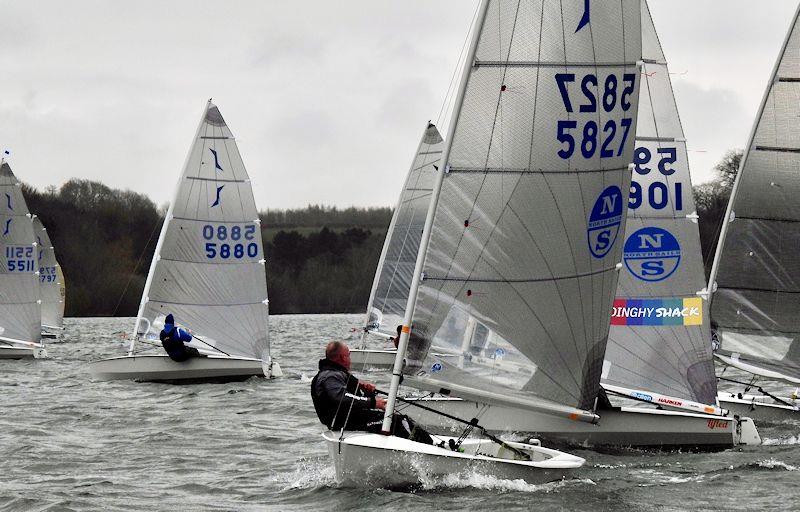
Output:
[
  {"xmin": 310, "ymin": 341, "xmax": 434, "ymax": 444},
  {"xmin": 311, "ymin": 341, "xmax": 386, "ymax": 431}
]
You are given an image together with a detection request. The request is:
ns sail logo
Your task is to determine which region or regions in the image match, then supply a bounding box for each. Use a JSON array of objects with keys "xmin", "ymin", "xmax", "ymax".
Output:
[
  {"xmin": 623, "ymin": 227, "xmax": 681, "ymax": 282},
  {"xmin": 587, "ymin": 185, "xmax": 623, "ymax": 258}
]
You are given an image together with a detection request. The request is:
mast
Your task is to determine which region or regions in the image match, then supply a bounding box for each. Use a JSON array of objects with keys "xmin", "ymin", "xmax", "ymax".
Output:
[
  {"xmin": 381, "ymin": 0, "xmax": 491, "ymax": 434},
  {"xmin": 705, "ymin": 4, "xmax": 800, "ymax": 304},
  {"xmin": 129, "ymin": 100, "xmax": 212, "ymax": 354}
]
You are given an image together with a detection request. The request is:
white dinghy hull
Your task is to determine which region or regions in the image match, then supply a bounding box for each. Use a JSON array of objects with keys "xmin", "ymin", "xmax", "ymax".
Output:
[
  {"xmin": 323, "ymin": 430, "xmax": 583, "ymax": 488},
  {"xmin": 0, "ymin": 345, "xmax": 46, "ymax": 359},
  {"xmin": 404, "ymin": 398, "xmax": 761, "ymax": 450},
  {"xmin": 349, "ymin": 349, "xmax": 397, "ymax": 370},
  {"xmin": 88, "ymin": 354, "xmax": 282, "ymax": 383},
  {"xmin": 718, "ymin": 393, "xmax": 799, "ymax": 422}
]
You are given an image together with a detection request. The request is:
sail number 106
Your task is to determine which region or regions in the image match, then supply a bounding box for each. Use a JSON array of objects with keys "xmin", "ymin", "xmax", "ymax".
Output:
[
  {"xmin": 202, "ymin": 224, "xmax": 259, "ymax": 260},
  {"xmin": 629, "ymin": 146, "xmax": 684, "ymax": 211},
  {"xmin": 554, "ymin": 73, "xmax": 636, "ymax": 160}
]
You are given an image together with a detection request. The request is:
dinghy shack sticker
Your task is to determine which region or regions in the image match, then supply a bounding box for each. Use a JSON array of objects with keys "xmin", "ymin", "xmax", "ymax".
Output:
[
  {"xmin": 587, "ymin": 186, "xmax": 623, "ymax": 258},
  {"xmin": 623, "ymin": 226, "xmax": 680, "ymax": 281},
  {"xmin": 611, "ymin": 298, "xmax": 703, "ymax": 326}
]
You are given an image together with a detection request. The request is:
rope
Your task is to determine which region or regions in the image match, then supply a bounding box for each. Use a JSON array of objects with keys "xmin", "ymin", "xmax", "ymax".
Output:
[
  {"xmin": 111, "ymin": 217, "xmax": 161, "ymax": 316},
  {"xmin": 375, "ymin": 388, "xmax": 531, "ymax": 461}
]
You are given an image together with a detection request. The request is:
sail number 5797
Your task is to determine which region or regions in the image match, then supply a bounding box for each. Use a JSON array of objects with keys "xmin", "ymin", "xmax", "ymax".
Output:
[{"xmin": 554, "ymin": 73, "xmax": 637, "ymax": 160}]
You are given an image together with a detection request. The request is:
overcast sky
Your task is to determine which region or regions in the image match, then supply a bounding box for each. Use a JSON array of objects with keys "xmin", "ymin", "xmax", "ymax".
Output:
[{"xmin": 0, "ymin": 0, "xmax": 797, "ymax": 209}]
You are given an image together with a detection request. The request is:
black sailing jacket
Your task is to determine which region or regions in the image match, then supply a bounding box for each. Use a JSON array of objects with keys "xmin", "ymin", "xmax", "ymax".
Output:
[{"xmin": 311, "ymin": 359, "xmax": 376, "ymax": 429}]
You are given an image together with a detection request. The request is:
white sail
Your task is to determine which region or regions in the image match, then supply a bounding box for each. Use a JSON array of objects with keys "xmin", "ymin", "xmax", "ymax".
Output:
[
  {"xmin": 399, "ymin": 0, "xmax": 643, "ymax": 420},
  {"xmin": 133, "ymin": 101, "xmax": 269, "ymax": 361},
  {"xmin": 709, "ymin": 5, "xmax": 800, "ymax": 384},
  {"xmin": 0, "ymin": 161, "xmax": 41, "ymax": 344},
  {"xmin": 364, "ymin": 122, "xmax": 444, "ymax": 337},
  {"xmin": 602, "ymin": 0, "xmax": 716, "ymax": 406},
  {"xmin": 33, "ymin": 217, "xmax": 65, "ymax": 330}
]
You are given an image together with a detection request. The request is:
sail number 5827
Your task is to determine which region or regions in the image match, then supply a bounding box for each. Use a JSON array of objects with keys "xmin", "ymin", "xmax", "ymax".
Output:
[{"xmin": 554, "ymin": 73, "xmax": 636, "ymax": 160}]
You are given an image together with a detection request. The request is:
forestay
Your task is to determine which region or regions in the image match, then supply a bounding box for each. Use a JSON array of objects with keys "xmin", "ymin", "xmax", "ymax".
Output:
[
  {"xmin": 709, "ymin": 5, "xmax": 800, "ymax": 384},
  {"xmin": 34, "ymin": 217, "xmax": 65, "ymax": 330},
  {"xmin": 364, "ymin": 122, "xmax": 444, "ymax": 337},
  {"xmin": 405, "ymin": 0, "xmax": 643, "ymax": 414},
  {"xmin": 602, "ymin": 0, "xmax": 716, "ymax": 405},
  {"xmin": 0, "ymin": 161, "xmax": 41, "ymax": 343},
  {"xmin": 133, "ymin": 102, "xmax": 269, "ymax": 360}
]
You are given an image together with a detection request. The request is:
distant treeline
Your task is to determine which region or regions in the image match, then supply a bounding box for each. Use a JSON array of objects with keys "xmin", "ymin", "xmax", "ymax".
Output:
[
  {"xmin": 21, "ymin": 183, "xmax": 390, "ymax": 317},
  {"xmin": 21, "ymin": 152, "xmax": 740, "ymax": 317},
  {"xmin": 262, "ymin": 205, "xmax": 392, "ymax": 229}
]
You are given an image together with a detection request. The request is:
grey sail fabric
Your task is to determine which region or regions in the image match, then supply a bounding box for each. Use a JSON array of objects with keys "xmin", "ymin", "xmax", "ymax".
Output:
[
  {"xmin": 405, "ymin": 0, "xmax": 643, "ymax": 412},
  {"xmin": 364, "ymin": 123, "xmax": 444, "ymax": 337},
  {"xmin": 710, "ymin": 6, "xmax": 800, "ymax": 383},
  {"xmin": 34, "ymin": 217, "xmax": 65, "ymax": 330},
  {"xmin": 135, "ymin": 102, "xmax": 269, "ymax": 360},
  {"xmin": 602, "ymin": 0, "xmax": 716, "ymax": 405},
  {"xmin": 0, "ymin": 161, "xmax": 41, "ymax": 343}
]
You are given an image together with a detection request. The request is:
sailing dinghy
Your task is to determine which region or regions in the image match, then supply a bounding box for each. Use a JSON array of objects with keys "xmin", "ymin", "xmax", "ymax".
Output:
[
  {"xmin": 326, "ymin": 0, "xmax": 646, "ymax": 486},
  {"xmin": 350, "ymin": 122, "xmax": 444, "ymax": 369},
  {"xmin": 89, "ymin": 101, "xmax": 281, "ymax": 383},
  {"xmin": 34, "ymin": 217, "xmax": 66, "ymax": 340},
  {"xmin": 598, "ymin": 0, "xmax": 760, "ymax": 447},
  {"xmin": 0, "ymin": 161, "xmax": 46, "ymax": 360},
  {"xmin": 706, "ymin": 4, "xmax": 800, "ymax": 419},
  {"xmin": 384, "ymin": 0, "xmax": 759, "ymax": 450}
]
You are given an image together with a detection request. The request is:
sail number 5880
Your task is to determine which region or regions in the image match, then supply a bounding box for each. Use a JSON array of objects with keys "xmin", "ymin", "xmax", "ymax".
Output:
[
  {"xmin": 554, "ymin": 73, "xmax": 636, "ymax": 160},
  {"xmin": 202, "ymin": 224, "xmax": 259, "ymax": 260}
]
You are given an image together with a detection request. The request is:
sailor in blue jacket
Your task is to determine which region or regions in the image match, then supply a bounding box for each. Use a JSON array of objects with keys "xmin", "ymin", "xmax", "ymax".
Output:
[{"xmin": 160, "ymin": 314, "xmax": 203, "ymax": 362}]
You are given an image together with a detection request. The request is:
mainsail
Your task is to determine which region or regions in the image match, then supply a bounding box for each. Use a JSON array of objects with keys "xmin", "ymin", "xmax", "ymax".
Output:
[
  {"xmin": 602, "ymin": 0, "xmax": 716, "ymax": 406},
  {"xmin": 402, "ymin": 0, "xmax": 643, "ymax": 419},
  {"xmin": 364, "ymin": 122, "xmax": 444, "ymax": 337},
  {"xmin": 0, "ymin": 161, "xmax": 42, "ymax": 344},
  {"xmin": 132, "ymin": 101, "xmax": 269, "ymax": 360},
  {"xmin": 34, "ymin": 217, "xmax": 65, "ymax": 330},
  {"xmin": 709, "ymin": 5, "xmax": 800, "ymax": 384}
]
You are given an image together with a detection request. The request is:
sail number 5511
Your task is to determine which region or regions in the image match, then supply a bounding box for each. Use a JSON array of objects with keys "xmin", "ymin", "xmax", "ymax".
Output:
[{"xmin": 555, "ymin": 73, "xmax": 636, "ymax": 160}]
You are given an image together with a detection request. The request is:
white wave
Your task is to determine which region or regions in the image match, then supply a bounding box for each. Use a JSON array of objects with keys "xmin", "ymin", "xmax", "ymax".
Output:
[
  {"xmin": 269, "ymin": 458, "xmax": 336, "ymax": 490},
  {"xmin": 755, "ymin": 459, "xmax": 798, "ymax": 471},
  {"xmin": 299, "ymin": 373, "xmax": 313, "ymax": 383},
  {"xmin": 762, "ymin": 435, "xmax": 800, "ymax": 446},
  {"xmin": 421, "ymin": 471, "xmax": 594, "ymax": 493}
]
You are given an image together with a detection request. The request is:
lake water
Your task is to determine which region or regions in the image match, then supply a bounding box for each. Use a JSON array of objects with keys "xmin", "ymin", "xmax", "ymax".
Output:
[{"xmin": 1, "ymin": 315, "xmax": 798, "ymax": 511}]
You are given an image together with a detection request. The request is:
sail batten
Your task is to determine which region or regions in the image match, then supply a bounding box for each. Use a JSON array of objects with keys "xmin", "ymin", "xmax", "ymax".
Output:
[{"xmin": 134, "ymin": 102, "xmax": 269, "ymax": 360}]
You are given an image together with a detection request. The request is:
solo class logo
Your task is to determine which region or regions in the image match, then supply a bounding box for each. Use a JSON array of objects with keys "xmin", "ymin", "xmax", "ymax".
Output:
[
  {"xmin": 623, "ymin": 227, "xmax": 681, "ymax": 282},
  {"xmin": 587, "ymin": 185, "xmax": 623, "ymax": 259}
]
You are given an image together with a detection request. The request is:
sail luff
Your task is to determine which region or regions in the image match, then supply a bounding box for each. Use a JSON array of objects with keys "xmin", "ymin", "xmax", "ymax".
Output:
[
  {"xmin": 130, "ymin": 101, "xmax": 211, "ymax": 352},
  {"xmin": 707, "ymin": 4, "xmax": 800, "ymax": 299},
  {"xmin": 362, "ymin": 121, "xmax": 441, "ymax": 342},
  {"xmin": 381, "ymin": 0, "xmax": 493, "ymax": 434}
]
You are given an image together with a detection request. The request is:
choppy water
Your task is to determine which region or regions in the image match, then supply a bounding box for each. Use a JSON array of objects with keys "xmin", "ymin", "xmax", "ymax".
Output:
[{"xmin": 1, "ymin": 315, "xmax": 798, "ymax": 511}]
